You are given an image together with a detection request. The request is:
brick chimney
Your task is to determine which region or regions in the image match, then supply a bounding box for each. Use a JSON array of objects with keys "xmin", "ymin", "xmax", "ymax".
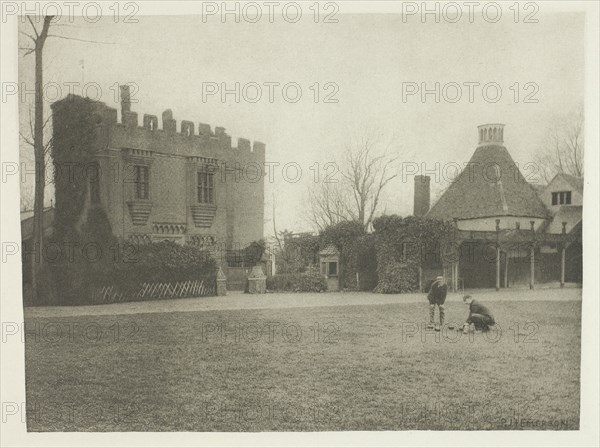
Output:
[
  {"xmin": 413, "ymin": 175, "xmax": 430, "ymax": 217},
  {"xmin": 119, "ymin": 84, "xmax": 131, "ymax": 123}
]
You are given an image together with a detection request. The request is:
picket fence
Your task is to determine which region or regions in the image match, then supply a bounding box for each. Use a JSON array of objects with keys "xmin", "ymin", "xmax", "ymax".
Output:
[{"xmin": 91, "ymin": 278, "xmax": 216, "ymax": 304}]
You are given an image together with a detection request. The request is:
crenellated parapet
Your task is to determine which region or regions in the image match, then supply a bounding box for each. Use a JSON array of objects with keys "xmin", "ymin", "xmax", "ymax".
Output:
[{"xmin": 109, "ymin": 85, "xmax": 266, "ymax": 162}]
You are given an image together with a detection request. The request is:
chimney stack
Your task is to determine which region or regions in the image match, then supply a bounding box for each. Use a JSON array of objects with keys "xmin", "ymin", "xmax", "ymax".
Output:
[
  {"xmin": 119, "ymin": 85, "xmax": 131, "ymax": 123},
  {"xmin": 413, "ymin": 175, "xmax": 430, "ymax": 217}
]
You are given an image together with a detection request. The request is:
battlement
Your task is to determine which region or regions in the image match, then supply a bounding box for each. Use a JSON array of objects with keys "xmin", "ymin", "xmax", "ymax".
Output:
[
  {"xmin": 110, "ymin": 85, "xmax": 265, "ymax": 157},
  {"xmin": 52, "ymin": 90, "xmax": 265, "ymax": 161}
]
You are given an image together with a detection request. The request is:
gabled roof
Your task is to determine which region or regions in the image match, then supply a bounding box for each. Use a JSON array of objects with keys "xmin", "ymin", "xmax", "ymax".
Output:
[
  {"xmin": 426, "ymin": 145, "xmax": 549, "ymax": 221},
  {"xmin": 530, "ymin": 184, "xmax": 546, "ymax": 195},
  {"xmin": 319, "ymin": 244, "xmax": 339, "ymax": 256},
  {"xmin": 543, "ymin": 205, "xmax": 582, "ymax": 234},
  {"xmin": 551, "ymin": 173, "xmax": 584, "ymax": 194}
]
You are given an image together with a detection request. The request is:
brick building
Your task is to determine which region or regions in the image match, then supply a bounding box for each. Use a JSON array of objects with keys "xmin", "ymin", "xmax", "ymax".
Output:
[
  {"xmin": 50, "ymin": 86, "xmax": 265, "ymax": 262},
  {"xmin": 417, "ymin": 124, "xmax": 583, "ymax": 290}
]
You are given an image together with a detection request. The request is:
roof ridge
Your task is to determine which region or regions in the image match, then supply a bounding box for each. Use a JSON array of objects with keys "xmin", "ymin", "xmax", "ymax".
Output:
[{"xmin": 426, "ymin": 145, "xmax": 549, "ymax": 220}]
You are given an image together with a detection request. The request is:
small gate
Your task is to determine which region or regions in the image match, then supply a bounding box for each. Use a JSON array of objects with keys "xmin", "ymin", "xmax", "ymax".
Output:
[{"xmin": 226, "ymin": 266, "xmax": 251, "ymax": 291}]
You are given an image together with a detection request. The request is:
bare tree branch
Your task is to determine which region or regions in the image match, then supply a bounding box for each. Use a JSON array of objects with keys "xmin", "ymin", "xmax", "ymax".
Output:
[
  {"xmin": 27, "ymin": 16, "xmax": 39, "ymax": 38},
  {"xmin": 19, "ymin": 47, "xmax": 35, "ymax": 56},
  {"xmin": 20, "ymin": 31, "xmax": 37, "ymax": 43},
  {"xmin": 534, "ymin": 108, "xmax": 584, "ymax": 182},
  {"xmin": 20, "ymin": 132, "xmax": 34, "ymax": 147},
  {"xmin": 47, "ymin": 34, "xmax": 118, "ymax": 45},
  {"xmin": 307, "ymin": 128, "xmax": 400, "ymax": 231}
]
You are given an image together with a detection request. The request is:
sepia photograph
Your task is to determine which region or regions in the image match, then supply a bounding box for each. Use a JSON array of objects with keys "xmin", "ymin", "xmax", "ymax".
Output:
[{"xmin": 1, "ymin": 1, "xmax": 599, "ymax": 447}]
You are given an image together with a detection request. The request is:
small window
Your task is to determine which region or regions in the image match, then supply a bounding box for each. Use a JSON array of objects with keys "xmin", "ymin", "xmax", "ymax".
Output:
[
  {"xmin": 552, "ymin": 191, "xmax": 573, "ymax": 205},
  {"xmin": 197, "ymin": 171, "xmax": 215, "ymax": 204},
  {"xmin": 134, "ymin": 165, "xmax": 149, "ymax": 200},
  {"xmin": 328, "ymin": 262, "xmax": 337, "ymax": 276},
  {"xmin": 320, "ymin": 262, "xmax": 327, "ymax": 275}
]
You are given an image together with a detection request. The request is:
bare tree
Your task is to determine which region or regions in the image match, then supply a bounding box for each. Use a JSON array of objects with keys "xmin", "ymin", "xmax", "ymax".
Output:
[
  {"xmin": 19, "ymin": 16, "xmax": 54, "ymax": 303},
  {"xmin": 307, "ymin": 129, "xmax": 399, "ymax": 231},
  {"xmin": 19, "ymin": 16, "xmax": 116, "ymax": 302},
  {"xmin": 535, "ymin": 108, "xmax": 584, "ymax": 183},
  {"xmin": 307, "ymin": 181, "xmax": 353, "ymax": 231},
  {"xmin": 343, "ymin": 130, "xmax": 399, "ymax": 230}
]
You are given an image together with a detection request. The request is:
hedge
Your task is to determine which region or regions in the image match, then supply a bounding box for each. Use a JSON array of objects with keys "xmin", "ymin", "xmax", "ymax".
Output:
[
  {"xmin": 40, "ymin": 239, "xmax": 216, "ymax": 305},
  {"xmin": 267, "ymin": 265, "xmax": 327, "ymax": 292}
]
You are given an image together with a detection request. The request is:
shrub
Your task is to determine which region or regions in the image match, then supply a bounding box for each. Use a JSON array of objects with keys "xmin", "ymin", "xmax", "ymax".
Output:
[
  {"xmin": 374, "ymin": 261, "xmax": 419, "ymax": 294},
  {"xmin": 226, "ymin": 240, "xmax": 264, "ymax": 267},
  {"xmin": 267, "ymin": 265, "xmax": 327, "ymax": 292},
  {"xmin": 40, "ymin": 239, "xmax": 217, "ymax": 305},
  {"xmin": 113, "ymin": 241, "xmax": 217, "ymax": 292},
  {"xmin": 275, "ymin": 233, "xmax": 319, "ymax": 274}
]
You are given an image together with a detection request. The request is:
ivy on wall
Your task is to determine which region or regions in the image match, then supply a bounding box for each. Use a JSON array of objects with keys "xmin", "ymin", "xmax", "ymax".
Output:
[
  {"xmin": 51, "ymin": 96, "xmax": 102, "ymax": 242},
  {"xmin": 372, "ymin": 215, "xmax": 454, "ymax": 293},
  {"xmin": 275, "ymin": 234, "xmax": 320, "ymax": 274},
  {"xmin": 319, "ymin": 220, "xmax": 366, "ymax": 290}
]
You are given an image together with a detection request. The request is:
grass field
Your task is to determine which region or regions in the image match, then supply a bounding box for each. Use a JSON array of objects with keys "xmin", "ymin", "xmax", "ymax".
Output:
[{"xmin": 24, "ymin": 298, "xmax": 581, "ymax": 431}]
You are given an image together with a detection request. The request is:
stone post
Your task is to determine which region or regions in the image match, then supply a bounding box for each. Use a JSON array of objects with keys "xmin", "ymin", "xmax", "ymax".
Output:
[
  {"xmin": 216, "ymin": 266, "xmax": 227, "ymax": 296},
  {"xmin": 247, "ymin": 264, "xmax": 267, "ymax": 294}
]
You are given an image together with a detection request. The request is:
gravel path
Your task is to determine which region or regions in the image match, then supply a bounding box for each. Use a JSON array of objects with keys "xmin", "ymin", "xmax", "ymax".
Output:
[{"xmin": 24, "ymin": 284, "xmax": 582, "ymax": 319}]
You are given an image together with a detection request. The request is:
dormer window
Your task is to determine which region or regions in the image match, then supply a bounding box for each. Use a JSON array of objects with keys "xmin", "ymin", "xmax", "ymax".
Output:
[{"xmin": 552, "ymin": 191, "xmax": 572, "ymax": 205}]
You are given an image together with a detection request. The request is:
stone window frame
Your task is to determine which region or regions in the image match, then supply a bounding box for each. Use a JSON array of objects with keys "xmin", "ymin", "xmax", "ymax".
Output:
[
  {"xmin": 123, "ymin": 150, "xmax": 155, "ymax": 202},
  {"xmin": 320, "ymin": 261, "xmax": 338, "ymax": 277},
  {"xmin": 197, "ymin": 170, "xmax": 215, "ymax": 204},
  {"xmin": 134, "ymin": 165, "xmax": 150, "ymax": 200}
]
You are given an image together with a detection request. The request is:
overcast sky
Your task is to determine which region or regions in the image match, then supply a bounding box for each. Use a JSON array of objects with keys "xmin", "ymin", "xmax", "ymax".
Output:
[{"xmin": 19, "ymin": 8, "xmax": 585, "ymax": 235}]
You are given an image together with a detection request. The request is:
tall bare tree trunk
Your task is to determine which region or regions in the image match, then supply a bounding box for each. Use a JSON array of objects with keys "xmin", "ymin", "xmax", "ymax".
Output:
[{"xmin": 31, "ymin": 16, "xmax": 52, "ymax": 303}]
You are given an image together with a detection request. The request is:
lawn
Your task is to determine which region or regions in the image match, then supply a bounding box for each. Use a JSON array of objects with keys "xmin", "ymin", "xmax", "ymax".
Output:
[{"xmin": 24, "ymin": 299, "xmax": 581, "ymax": 431}]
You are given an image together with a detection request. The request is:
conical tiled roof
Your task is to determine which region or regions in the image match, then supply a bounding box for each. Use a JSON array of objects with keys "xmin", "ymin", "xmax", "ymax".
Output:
[{"xmin": 426, "ymin": 144, "xmax": 549, "ymax": 220}]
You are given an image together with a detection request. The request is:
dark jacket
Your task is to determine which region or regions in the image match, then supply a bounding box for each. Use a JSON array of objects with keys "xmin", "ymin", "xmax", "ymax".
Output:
[
  {"xmin": 427, "ymin": 280, "xmax": 448, "ymax": 305},
  {"xmin": 469, "ymin": 299, "xmax": 494, "ymax": 323}
]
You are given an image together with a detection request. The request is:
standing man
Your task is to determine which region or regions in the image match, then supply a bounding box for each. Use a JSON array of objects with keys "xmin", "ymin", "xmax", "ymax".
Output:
[
  {"xmin": 427, "ymin": 275, "xmax": 448, "ymax": 331},
  {"xmin": 462, "ymin": 295, "xmax": 495, "ymax": 332}
]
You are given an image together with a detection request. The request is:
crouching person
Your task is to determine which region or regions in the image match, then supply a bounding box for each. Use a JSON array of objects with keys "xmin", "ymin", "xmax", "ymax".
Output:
[
  {"xmin": 462, "ymin": 295, "xmax": 495, "ymax": 332},
  {"xmin": 427, "ymin": 275, "xmax": 448, "ymax": 331}
]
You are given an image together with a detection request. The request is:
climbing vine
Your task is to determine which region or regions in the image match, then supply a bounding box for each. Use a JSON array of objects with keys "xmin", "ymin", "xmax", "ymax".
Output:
[{"xmin": 372, "ymin": 215, "xmax": 454, "ymax": 293}]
